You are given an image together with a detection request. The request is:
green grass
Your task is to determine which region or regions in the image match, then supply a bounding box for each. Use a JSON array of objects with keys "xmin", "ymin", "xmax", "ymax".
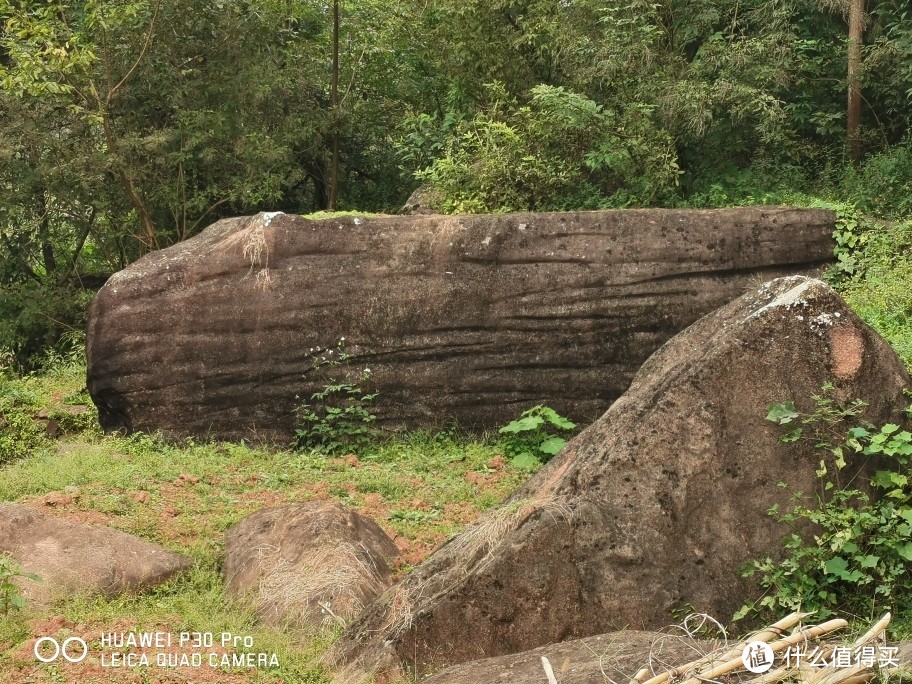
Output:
[
  {"xmin": 838, "ymin": 221, "xmax": 912, "ymax": 370},
  {"xmin": 0, "ymin": 362, "xmax": 530, "ymax": 683}
]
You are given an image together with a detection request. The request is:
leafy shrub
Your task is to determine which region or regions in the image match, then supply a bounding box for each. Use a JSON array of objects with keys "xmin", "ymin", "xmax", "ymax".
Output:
[
  {"xmin": 738, "ymin": 385, "xmax": 912, "ymax": 620},
  {"xmin": 294, "ymin": 340, "xmax": 379, "ymax": 456},
  {"xmin": 0, "ymin": 378, "xmax": 48, "ymax": 464},
  {"xmin": 0, "ymin": 280, "xmax": 95, "ymax": 372},
  {"xmin": 415, "ymin": 83, "xmax": 679, "ymax": 213},
  {"xmin": 838, "ymin": 139, "xmax": 912, "ymax": 220},
  {"xmin": 498, "ymin": 405, "xmax": 576, "ymax": 469}
]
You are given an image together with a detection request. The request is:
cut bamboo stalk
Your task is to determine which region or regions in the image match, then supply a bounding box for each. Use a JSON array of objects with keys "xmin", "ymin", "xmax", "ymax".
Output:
[
  {"xmin": 810, "ymin": 664, "xmax": 868, "ymax": 684},
  {"xmin": 741, "ymin": 665, "xmax": 793, "ymax": 684},
  {"xmin": 748, "ymin": 612, "xmax": 815, "ymax": 645},
  {"xmin": 803, "ymin": 613, "xmax": 890, "ymax": 684},
  {"xmin": 677, "ymin": 619, "xmax": 848, "ymax": 684},
  {"xmin": 542, "ymin": 656, "xmax": 558, "ymax": 684},
  {"xmin": 850, "ymin": 613, "xmax": 891, "ymax": 648},
  {"xmin": 639, "ymin": 613, "xmax": 811, "ymax": 684},
  {"xmin": 837, "ymin": 674, "xmax": 876, "ymax": 684},
  {"xmin": 630, "ymin": 667, "xmax": 651, "ymax": 684}
]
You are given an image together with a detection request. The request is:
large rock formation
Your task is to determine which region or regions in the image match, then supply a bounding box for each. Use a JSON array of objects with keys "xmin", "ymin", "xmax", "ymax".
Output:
[
  {"xmin": 422, "ymin": 630, "xmax": 719, "ymax": 684},
  {"xmin": 0, "ymin": 503, "xmax": 192, "ymax": 606},
  {"xmin": 328, "ymin": 276, "xmax": 911, "ymax": 681},
  {"xmin": 421, "ymin": 627, "xmax": 912, "ymax": 684},
  {"xmin": 223, "ymin": 501, "xmax": 399, "ymax": 629},
  {"xmin": 87, "ymin": 207, "xmax": 835, "ymax": 440}
]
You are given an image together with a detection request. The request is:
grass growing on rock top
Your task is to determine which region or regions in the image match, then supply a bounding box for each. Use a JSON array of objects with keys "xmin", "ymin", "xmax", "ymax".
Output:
[{"xmin": 0, "ymin": 360, "xmax": 529, "ymax": 683}]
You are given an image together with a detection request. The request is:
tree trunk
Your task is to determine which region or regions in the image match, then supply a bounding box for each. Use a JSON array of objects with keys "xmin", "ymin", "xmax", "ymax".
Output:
[
  {"xmin": 102, "ymin": 115, "xmax": 159, "ymax": 251},
  {"xmin": 847, "ymin": 0, "xmax": 864, "ymax": 165},
  {"xmin": 36, "ymin": 193, "xmax": 57, "ymax": 276},
  {"xmin": 327, "ymin": 0, "xmax": 341, "ymax": 211}
]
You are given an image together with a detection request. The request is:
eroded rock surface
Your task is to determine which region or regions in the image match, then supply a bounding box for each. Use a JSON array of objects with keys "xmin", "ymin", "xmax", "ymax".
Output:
[
  {"xmin": 329, "ymin": 276, "xmax": 911, "ymax": 680},
  {"xmin": 87, "ymin": 207, "xmax": 835, "ymax": 440},
  {"xmin": 223, "ymin": 501, "xmax": 399, "ymax": 629},
  {"xmin": 0, "ymin": 503, "xmax": 192, "ymax": 606},
  {"xmin": 421, "ymin": 630, "xmax": 719, "ymax": 684},
  {"xmin": 421, "ymin": 629, "xmax": 912, "ymax": 684}
]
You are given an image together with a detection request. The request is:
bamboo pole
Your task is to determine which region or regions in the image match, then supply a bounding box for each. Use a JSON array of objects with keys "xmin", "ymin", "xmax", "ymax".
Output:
[
  {"xmin": 639, "ymin": 613, "xmax": 812, "ymax": 684},
  {"xmin": 677, "ymin": 619, "xmax": 848, "ymax": 684},
  {"xmin": 804, "ymin": 613, "xmax": 891, "ymax": 684}
]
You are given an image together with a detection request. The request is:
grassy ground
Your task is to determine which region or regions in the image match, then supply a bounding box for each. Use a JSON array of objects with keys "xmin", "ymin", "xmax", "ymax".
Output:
[{"xmin": 0, "ymin": 362, "xmax": 533, "ymax": 683}]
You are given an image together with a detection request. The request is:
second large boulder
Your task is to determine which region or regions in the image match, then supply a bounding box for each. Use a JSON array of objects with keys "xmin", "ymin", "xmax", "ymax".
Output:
[
  {"xmin": 0, "ymin": 503, "xmax": 192, "ymax": 606},
  {"xmin": 329, "ymin": 276, "xmax": 912, "ymax": 680}
]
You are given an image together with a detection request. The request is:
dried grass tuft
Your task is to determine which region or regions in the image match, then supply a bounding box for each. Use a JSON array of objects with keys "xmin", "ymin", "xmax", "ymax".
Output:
[
  {"xmin": 447, "ymin": 494, "xmax": 574, "ymax": 574},
  {"xmin": 220, "ymin": 212, "xmax": 281, "ymax": 288},
  {"xmin": 373, "ymin": 495, "xmax": 575, "ymax": 640},
  {"xmin": 256, "ymin": 541, "xmax": 386, "ymax": 629}
]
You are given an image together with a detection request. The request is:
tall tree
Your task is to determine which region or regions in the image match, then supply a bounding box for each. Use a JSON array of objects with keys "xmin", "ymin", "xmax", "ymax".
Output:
[
  {"xmin": 847, "ymin": 0, "xmax": 865, "ymax": 163},
  {"xmin": 819, "ymin": 0, "xmax": 867, "ymax": 162},
  {"xmin": 327, "ymin": 0, "xmax": 341, "ymax": 210}
]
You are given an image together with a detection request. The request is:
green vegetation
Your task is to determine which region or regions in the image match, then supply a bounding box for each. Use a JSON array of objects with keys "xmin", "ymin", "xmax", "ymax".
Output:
[
  {"xmin": 0, "ymin": 554, "xmax": 38, "ymax": 616},
  {"xmin": 497, "ymin": 404, "xmax": 577, "ymax": 469},
  {"xmin": 294, "ymin": 374, "xmax": 379, "ymax": 456},
  {"xmin": 0, "ymin": 385, "xmax": 47, "ymax": 465},
  {"xmin": 739, "ymin": 386, "xmax": 912, "ymax": 626},
  {"xmin": 294, "ymin": 340, "xmax": 379, "ymax": 455},
  {"xmin": 414, "ymin": 83, "xmax": 679, "ymax": 213},
  {"xmin": 840, "ymin": 221, "xmax": 912, "ymax": 369}
]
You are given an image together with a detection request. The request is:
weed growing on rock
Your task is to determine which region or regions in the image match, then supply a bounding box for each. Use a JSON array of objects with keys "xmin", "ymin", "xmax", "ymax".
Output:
[
  {"xmin": 0, "ymin": 555, "xmax": 39, "ymax": 615},
  {"xmin": 828, "ymin": 203, "xmax": 873, "ymax": 280},
  {"xmin": 498, "ymin": 405, "xmax": 576, "ymax": 468},
  {"xmin": 738, "ymin": 385, "xmax": 912, "ymax": 621},
  {"xmin": 294, "ymin": 339, "xmax": 379, "ymax": 456}
]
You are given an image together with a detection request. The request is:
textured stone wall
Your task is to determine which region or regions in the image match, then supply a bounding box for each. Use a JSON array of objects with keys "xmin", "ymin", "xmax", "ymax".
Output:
[{"xmin": 86, "ymin": 207, "xmax": 836, "ymax": 440}]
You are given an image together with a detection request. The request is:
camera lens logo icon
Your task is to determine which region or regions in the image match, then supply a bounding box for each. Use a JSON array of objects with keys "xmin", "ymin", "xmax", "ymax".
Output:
[
  {"xmin": 742, "ymin": 641, "xmax": 774, "ymax": 674},
  {"xmin": 34, "ymin": 636, "xmax": 88, "ymax": 663}
]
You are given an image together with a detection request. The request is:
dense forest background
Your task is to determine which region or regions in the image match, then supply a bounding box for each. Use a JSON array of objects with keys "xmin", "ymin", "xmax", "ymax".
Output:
[{"xmin": 1, "ymin": 0, "xmax": 911, "ymax": 367}]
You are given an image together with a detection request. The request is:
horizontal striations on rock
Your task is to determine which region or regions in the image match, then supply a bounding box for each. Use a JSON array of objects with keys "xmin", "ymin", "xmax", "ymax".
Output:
[
  {"xmin": 86, "ymin": 207, "xmax": 835, "ymax": 440},
  {"xmin": 328, "ymin": 276, "xmax": 911, "ymax": 681}
]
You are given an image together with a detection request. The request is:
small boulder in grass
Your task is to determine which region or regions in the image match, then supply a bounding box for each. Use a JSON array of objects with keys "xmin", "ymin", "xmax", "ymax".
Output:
[
  {"xmin": 0, "ymin": 503, "xmax": 192, "ymax": 607},
  {"xmin": 223, "ymin": 501, "xmax": 399, "ymax": 630}
]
